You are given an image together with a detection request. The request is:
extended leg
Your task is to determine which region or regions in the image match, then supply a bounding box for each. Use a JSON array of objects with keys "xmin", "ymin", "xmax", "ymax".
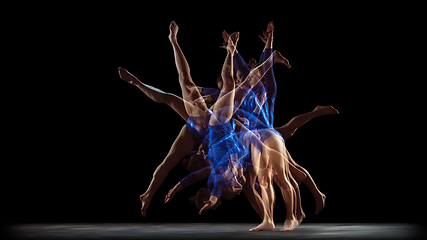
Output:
[
  {"xmin": 210, "ymin": 38, "xmax": 236, "ymax": 126},
  {"xmin": 139, "ymin": 124, "xmax": 198, "ymax": 216},
  {"xmin": 168, "ymin": 21, "xmax": 208, "ymax": 115},
  {"xmin": 118, "ymin": 67, "xmax": 190, "ymax": 121},
  {"xmin": 275, "ymin": 105, "xmax": 339, "ymax": 140},
  {"xmin": 286, "ymin": 150, "xmax": 326, "ymax": 215}
]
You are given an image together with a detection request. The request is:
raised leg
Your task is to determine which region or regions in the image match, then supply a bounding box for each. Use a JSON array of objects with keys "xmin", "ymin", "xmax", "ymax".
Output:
[
  {"xmin": 286, "ymin": 150, "xmax": 326, "ymax": 215},
  {"xmin": 118, "ymin": 67, "xmax": 191, "ymax": 121},
  {"xmin": 210, "ymin": 37, "xmax": 236, "ymax": 126},
  {"xmin": 275, "ymin": 105, "xmax": 339, "ymax": 140}
]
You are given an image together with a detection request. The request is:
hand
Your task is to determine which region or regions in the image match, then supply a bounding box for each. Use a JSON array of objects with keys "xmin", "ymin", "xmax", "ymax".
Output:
[
  {"xmin": 164, "ymin": 188, "xmax": 176, "ymax": 203},
  {"xmin": 165, "ymin": 183, "xmax": 182, "ymax": 203},
  {"xmin": 199, "ymin": 200, "xmax": 215, "ymax": 215},
  {"xmin": 199, "ymin": 195, "xmax": 218, "ymax": 215}
]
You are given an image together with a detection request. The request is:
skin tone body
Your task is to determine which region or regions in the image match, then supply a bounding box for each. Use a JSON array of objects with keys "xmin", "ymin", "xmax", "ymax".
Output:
[{"xmin": 118, "ymin": 21, "xmax": 338, "ymax": 229}]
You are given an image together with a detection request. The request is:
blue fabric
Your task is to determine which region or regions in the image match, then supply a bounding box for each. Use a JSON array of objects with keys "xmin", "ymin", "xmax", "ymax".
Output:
[{"xmin": 181, "ymin": 50, "xmax": 278, "ymax": 200}]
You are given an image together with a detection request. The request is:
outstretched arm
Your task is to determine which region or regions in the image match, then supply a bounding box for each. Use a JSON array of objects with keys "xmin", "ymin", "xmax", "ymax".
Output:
[{"xmin": 164, "ymin": 167, "xmax": 212, "ymax": 203}]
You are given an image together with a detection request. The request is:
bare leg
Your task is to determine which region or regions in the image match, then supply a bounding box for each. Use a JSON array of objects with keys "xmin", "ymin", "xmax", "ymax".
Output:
[
  {"xmin": 262, "ymin": 135, "xmax": 299, "ymax": 231},
  {"xmin": 118, "ymin": 67, "xmax": 190, "ymax": 121},
  {"xmin": 242, "ymin": 168, "xmax": 264, "ymax": 219},
  {"xmin": 289, "ymin": 162, "xmax": 307, "ymax": 184},
  {"xmin": 168, "ymin": 22, "xmax": 207, "ymax": 111},
  {"xmin": 139, "ymin": 124, "xmax": 198, "ymax": 216},
  {"xmin": 286, "ymin": 150, "xmax": 326, "ymax": 215},
  {"xmin": 243, "ymin": 145, "xmax": 266, "ymax": 220},
  {"xmin": 288, "ymin": 174, "xmax": 305, "ymax": 224},
  {"xmin": 249, "ymin": 146, "xmax": 275, "ymax": 232},
  {"xmin": 210, "ymin": 38, "xmax": 236, "ymax": 126},
  {"xmin": 275, "ymin": 105, "xmax": 339, "ymax": 140}
]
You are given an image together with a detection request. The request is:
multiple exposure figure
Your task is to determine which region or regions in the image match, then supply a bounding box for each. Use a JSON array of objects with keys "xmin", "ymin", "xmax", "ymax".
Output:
[{"xmin": 118, "ymin": 21, "xmax": 338, "ymax": 231}]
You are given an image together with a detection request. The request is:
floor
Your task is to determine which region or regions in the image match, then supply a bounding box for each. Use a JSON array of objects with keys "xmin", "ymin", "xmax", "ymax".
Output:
[{"xmin": 5, "ymin": 223, "xmax": 423, "ymax": 240}]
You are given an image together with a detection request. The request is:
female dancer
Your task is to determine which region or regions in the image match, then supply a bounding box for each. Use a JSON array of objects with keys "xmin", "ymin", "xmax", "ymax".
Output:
[
  {"xmin": 119, "ymin": 21, "xmax": 336, "ymax": 221},
  {"xmin": 118, "ymin": 26, "xmax": 274, "ymax": 217}
]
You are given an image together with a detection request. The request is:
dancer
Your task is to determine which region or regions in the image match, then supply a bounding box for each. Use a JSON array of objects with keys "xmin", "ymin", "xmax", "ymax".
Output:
[
  {"xmin": 229, "ymin": 22, "xmax": 337, "ymax": 229},
  {"xmin": 119, "ymin": 27, "xmax": 274, "ymax": 217},
  {"xmin": 188, "ymin": 35, "xmax": 277, "ymax": 214},
  {"xmin": 119, "ymin": 21, "xmax": 337, "ymax": 225},
  {"xmin": 220, "ymin": 22, "xmax": 298, "ymax": 231}
]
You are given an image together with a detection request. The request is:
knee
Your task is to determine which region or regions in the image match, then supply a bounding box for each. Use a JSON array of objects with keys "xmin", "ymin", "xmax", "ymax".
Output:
[{"xmin": 278, "ymin": 127, "xmax": 295, "ymax": 141}]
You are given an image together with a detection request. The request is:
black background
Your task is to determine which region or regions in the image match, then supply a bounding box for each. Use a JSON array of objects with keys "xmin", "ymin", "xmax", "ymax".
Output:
[{"xmin": 6, "ymin": 3, "xmax": 419, "ymax": 225}]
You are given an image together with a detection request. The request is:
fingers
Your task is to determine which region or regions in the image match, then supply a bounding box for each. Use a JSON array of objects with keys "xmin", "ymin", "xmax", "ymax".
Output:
[
  {"xmin": 199, "ymin": 203, "xmax": 209, "ymax": 215},
  {"xmin": 164, "ymin": 189, "xmax": 174, "ymax": 203},
  {"xmin": 199, "ymin": 200, "xmax": 213, "ymax": 215},
  {"xmin": 259, "ymin": 35, "xmax": 267, "ymax": 44}
]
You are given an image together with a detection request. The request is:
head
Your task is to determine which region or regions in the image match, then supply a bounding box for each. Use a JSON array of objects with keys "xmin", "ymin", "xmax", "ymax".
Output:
[
  {"xmin": 235, "ymin": 71, "xmax": 244, "ymax": 86},
  {"xmin": 182, "ymin": 151, "xmax": 210, "ymax": 172},
  {"xmin": 232, "ymin": 58, "xmax": 264, "ymax": 89}
]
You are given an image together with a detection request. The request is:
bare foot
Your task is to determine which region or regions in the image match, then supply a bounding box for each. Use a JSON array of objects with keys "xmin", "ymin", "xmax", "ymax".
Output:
[
  {"xmin": 221, "ymin": 31, "xmax": 240, "ymax": 48},
  {"xmin": 140, "ymin": 193, "xmax": 151, "ymax": 217},
  {"xmin": 118, "ymin": 67, "xmax": 137, "ymax": 85},
  {"xmin": 281, "ymin": 218, "xmax": 299, "ymax": 231},
  {"xmin": 249, "ymin": 221, "xmax": 275, "ymax": 232},
  {"xmin": 313, "ymin": 105, "xmax": 339, "ymax": 115},
  {"xmin": 315, "ymin": 192, "xmax": 326, "ymax": 215},
  {"xmin": 273, "ymin": 50, "xmax": 291, "ymax": 68},
  {"xmin": 168, "ymin": 21, "xmax": 178, "ymax": 42}
]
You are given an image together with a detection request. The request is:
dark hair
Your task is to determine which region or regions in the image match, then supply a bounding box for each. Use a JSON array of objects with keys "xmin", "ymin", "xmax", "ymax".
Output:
[
  {"xmin": 182, "ymin": 152, "xmax": 210, "ymax": 173},
  {"xmin": 247, "ymin": 58, "xmax": 258, "ymax": 69}
]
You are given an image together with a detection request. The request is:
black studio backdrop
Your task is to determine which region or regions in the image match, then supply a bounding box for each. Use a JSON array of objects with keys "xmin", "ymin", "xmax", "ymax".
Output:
[{"xmin": 8, "ymin": 3, "xmax": 413, "ymax": 225}]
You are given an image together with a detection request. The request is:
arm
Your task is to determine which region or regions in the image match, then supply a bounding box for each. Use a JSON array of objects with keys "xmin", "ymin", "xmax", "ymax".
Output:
[
  {"xmin": 199, "ymin": 173, "xmax": 227, "ymax": 215},
  {"xmin": 164, "ymin": 167, "xmax": 211, "ymax": 203}
]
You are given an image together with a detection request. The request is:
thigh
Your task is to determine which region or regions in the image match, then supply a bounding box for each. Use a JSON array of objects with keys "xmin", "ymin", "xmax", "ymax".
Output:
[
  {"xmin": 164, "ymin": 93, "xmax": 190, "ymax": 121},
  {"xmin": 164, "ymin": 124, "xmax": 198, "ymax": 167}
]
